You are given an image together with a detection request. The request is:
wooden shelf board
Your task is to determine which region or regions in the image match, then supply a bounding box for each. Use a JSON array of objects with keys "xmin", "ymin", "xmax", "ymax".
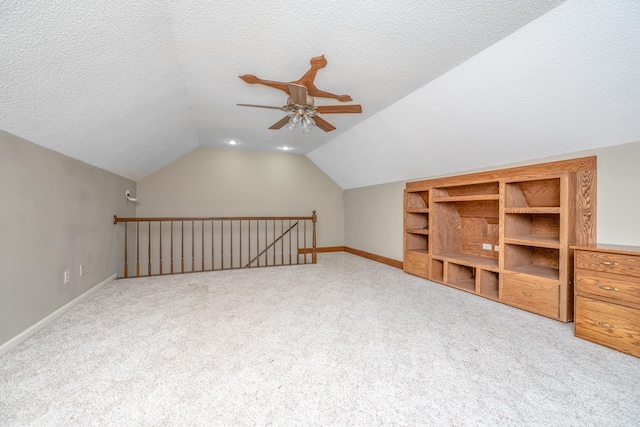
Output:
[
  {"xmin": 432, "ymin": 194, "xmax": 499, "ymax": 203},
  {"xmin": 406, "ymin": 208, "xmax": 429, "ymax": 213},
  {"xmin": 504, "ymin": 236, "xmax": 561, "ymax": 249},
  {"xmin": 434, "ymin": 253, "xmax": 499, "ymax": 271},
  {"xmin": 480, "ymin": 290, "xmax": 500, "ymax": 300},
  {"xmin": 447, "ymin": 278, "xmax": 476, "ymax": 292},
  {"xmin": 406, "ymin": 249, "xmax": 429, "ymax": 255},
  {"xmin": 504, "ymin": 207, "xmax": 560, "ymax": 214},
  {"xmin": 406, "ymin": 228, "xmax": 429, "ymax": 235},
  {"xmin": 506, "ymin": 264, "xmax": 559, "ymax": 280}
]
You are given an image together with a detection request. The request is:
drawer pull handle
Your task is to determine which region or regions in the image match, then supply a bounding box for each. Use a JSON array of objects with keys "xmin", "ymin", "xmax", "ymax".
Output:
[
  {"xmin": 598, "ymin": 261, "xmax": 619, "ymax": 266},
  {"xmin": 596, "ymin": 284, "xmax": 619, "ymax": 291},
  {"xmin": 521, "ymin": 292, "xmax": 535, "ymax": 297},
  {"xmin": 595, "ymin": 320, "xmax": 618, "ymax": 329}
]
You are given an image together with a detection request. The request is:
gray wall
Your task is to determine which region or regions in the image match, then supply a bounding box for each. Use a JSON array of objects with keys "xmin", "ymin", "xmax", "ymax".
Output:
[
  {"xmin": 136, "ymin": 147, "xmax": 345, "ymax": 248},
  {"xmin": 344, "ymin": 140, "xmax": 640, "ymax": 261},
  {"xmin": 0, "ymin": 130, "xmax": 136, "ymax": 347}
]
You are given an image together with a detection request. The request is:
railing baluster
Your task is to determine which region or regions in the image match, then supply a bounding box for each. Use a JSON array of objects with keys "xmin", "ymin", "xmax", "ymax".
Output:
[
  {"xmin": 304, "ymin": 220, "xmax": 307, "ymax": 264},
  {"xmin": 221, "ymin": 220, "xmax": 224, "ymax": 270},
  {"xmin": 181, "ymin": 221, "xmax": 184, "ymax": 273},
  {"xmin": 240, "ymin": 220, "xmax": 243, "ymax": 269},
  {"xmin": 296, "ymin": 221, "xmax": 300, "ymax": 264},
  {"xmin": 281, "ymin": 220, "xmax": 284, "ymax": 265},
  {"xmin": 201, "ymin": 220, "xmax": 204, "ymax": 271},
  {"xmin": 264, "ymin": 219, "xmax": 267, "ymax": 266},
  {"xmin": 191, "ymin": 220, "xmax": 195, "ymax": 272},
  {"xmin": 124, "ymin": 223, "xmax": 128, "ymax": 278},
  {"xmin": 272, "ymin": 220, "xmax": 276, "ymax": 266},
  {"xmin": 148, "ymin": 221, "xmax": 151, "ymax": 276},
  {"xmin": 231, "ymin": 220, "xmax": 234, "ymax": 269},
  {"xmin": 288, "ymin": 220, "xmax": 292, "ymax": 266},
  {"xmin": 312, "ymin": 210, "xmax": 317, "ymax": 264},
  {"xmin": 211, "ymin": 220, "xmax": 216, "ymax": 271},
  {"xmin": 256, "ymin": 220, "xmax": 259, "ymax": 267},
  {"xmin": 159, "ymin": 221, "xmax": 163, "ymax": 275},
  {"xmin": 170, "ymin": 221, "xmax": 174, "ymax": 274},
  {"xmin": 136, "ymin": 222, "xmax": 140, "ymax": 277}
]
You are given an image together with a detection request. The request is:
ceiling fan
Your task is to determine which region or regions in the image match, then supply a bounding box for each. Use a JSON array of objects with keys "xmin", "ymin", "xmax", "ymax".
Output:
[{"xmin": 237, "ymin": 55, "xmax": 362, "ymax": 132}]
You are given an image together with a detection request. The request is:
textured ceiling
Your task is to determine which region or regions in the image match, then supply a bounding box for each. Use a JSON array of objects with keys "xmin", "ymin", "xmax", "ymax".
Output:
[
  {"xmin": 309, "ymin": 0, "xmax": 640, "ymax": 189},
  {"xmin": 0, "ymin": 0, "xmax": 567, "ymax": 181}
]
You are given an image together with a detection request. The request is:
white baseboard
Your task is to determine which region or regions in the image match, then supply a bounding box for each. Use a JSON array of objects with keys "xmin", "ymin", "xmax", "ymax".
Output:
[{"xmin": 0, "ymin": 274, "xmax": 117, "ymax": 357}]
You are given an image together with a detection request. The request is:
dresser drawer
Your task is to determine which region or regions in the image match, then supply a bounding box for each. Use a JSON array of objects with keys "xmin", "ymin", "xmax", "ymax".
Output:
[
  {"xmin": 502, "ymin": 273, "xmax": 559, "ymax": 319},
  {"xmin": 576, "ymin": 250, "xmax": 640, "ymax": 278},
  {"xmin": 575, "ymin": 296, "xmax": 640, "ymax": 358},
  {"xmin": 404, "ymin": 251, "xmax": 429, "ymax": 279},
  {"xmin": 575, "ymin": 271, "xmax": 640, "ymax": 306}
]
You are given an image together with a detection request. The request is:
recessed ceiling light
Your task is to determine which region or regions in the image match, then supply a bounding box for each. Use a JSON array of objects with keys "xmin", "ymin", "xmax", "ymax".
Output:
[
  {"xmin": 227, "ymin": 140, "xmax": 238, "ymax": 145},
  {"xmin": 280, "ymin": 146, "xmax": 292, "ymax": 151}
]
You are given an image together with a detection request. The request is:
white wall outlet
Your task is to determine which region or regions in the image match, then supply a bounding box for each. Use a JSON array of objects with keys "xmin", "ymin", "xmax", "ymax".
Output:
[
  {"xmin": 494, "ymin": 245, "xmax": 500, "ymax": 252},
  {"xmin": 482, "ymin": 243, "xmax": 492, "ymax": 250},
  {"xmin": 63, "ymin": 271, "xmax": 70, "ymax": 284},
  {"xmin": 80, "ymin": 265, "xmax": 85, "ymax": 276}
]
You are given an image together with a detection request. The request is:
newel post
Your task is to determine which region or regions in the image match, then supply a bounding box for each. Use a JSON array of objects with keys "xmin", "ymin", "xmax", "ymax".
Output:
[{"xmin": 312, "ymin": 210, "xmax": 317, "ymax": 264}]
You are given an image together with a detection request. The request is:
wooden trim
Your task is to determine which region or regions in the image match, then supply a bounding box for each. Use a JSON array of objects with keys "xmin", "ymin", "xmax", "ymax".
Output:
[
  {"xmin": 114, "ymin": 215, "xmax": 313, "ymax": 223},
  {"xmin": 344, "ymin": 247, "xmax": 403, "ymax": 269},
  {"xmin": 406, "ymin": 156, "xmax": 596, "ymax": 190},
  {"xmin": 297, "ymin": 246, "xmax": 403, "ymax": 269},
  {"xmin": 298, "ymin": 246, "xmax": 345, "ymax": 254}
]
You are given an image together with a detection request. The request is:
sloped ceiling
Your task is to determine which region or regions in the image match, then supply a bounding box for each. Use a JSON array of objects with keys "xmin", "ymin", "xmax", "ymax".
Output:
[
  {"xmin": 310, "ymin": 0, "xmax": 640, "ymax": 189},
  {"xmin": 0, "ymin": 0, "xmax": 568, "ymax": 181}
]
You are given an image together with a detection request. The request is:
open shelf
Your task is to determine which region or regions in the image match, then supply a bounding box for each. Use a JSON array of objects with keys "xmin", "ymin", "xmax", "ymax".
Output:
[
  {"xmin": 505, "ymin": 178, "xmax": 561, "ymax": 208},
  {"xmin": 406, "ymin": 228, "xmax": 429, "ymax": 235},
  {"xmin": 434, "ymin": 253, "xmax": 499, "ymax": 271},
  {"xmin": 504, "ymin": 207, "xmax": 560, "ymax": 214},
  {"xmin": 431, "ymin": 259, "xmax": 444, "ymax": 282},
  {"xmin": 447, "ymin": 263, "xmax": 476, "ymax": 292},
  {"xmin": 406, "ymin": 191, "xmax": 429, "ymax": 211},
  {"xmin": 478, "ymin": 270, "xmax": 499, "ymax": 300},
  {"xmin": 505, "ymin": 212, "xmax": 560, "ymax": 249},
  {"xmin": 504, "ymin": 244, "xmax": 560, "ymax": 280},
  {"xmin": 406, "ymin": 207, "xmax": 429, "ymax": 213},
  {"xmin": 407, "ymin": 248, "xmax": 429, "ymax": 255},
  {"xmin": 432, "ymin": 194, "xmax": 499, "ymax": 203},
  {"xmin": 433, "ymin": 182, "xmax": 499, "ymax": 199}
]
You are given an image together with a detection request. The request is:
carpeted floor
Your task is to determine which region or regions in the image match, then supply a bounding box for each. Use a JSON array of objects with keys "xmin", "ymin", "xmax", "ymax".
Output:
[{"xmin": 1, "ymin": 252, "xmax": 639, "ymax": 426}]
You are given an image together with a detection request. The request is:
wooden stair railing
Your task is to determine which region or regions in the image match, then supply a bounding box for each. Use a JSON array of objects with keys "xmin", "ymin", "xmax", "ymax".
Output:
[{"xmin": 113, "ymin": 211, "xmax": 317, "ymax": 278}]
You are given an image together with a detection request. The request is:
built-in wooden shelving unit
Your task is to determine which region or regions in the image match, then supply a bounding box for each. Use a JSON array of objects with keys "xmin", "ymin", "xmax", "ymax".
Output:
[{"xmin": 404, "ymin": 157, "xmax": 597, "ymax": 322}]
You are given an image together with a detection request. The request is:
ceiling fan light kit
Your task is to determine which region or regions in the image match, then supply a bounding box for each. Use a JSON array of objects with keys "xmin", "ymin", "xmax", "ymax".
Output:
[{"xmin": 238, "ymin": 55, "xmax": 362, "ymax": 133}]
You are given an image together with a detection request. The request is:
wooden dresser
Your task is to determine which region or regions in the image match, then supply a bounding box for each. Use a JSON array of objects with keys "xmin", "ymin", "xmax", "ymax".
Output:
[{"xmin": 572, "ymin": 244, "xmax": 640, "ymax": 358}]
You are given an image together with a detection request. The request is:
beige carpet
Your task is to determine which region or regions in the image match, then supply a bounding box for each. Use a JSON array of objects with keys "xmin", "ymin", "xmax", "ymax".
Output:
[{"xmin": 1, "ymin": 252, "xmax": 639, "ymax": 426}]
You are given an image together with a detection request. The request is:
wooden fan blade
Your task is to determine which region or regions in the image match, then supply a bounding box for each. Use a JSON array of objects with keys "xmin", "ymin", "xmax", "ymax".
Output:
[
  {"xmin": 315, "ymin": 105, "xmax": 362, "ymax": 114},
  {"xmin": 288, "ymin": 83, "xmax": 308, "ymax": 105},
  {"xmin": 237, "ymin": 103, "xmax": 286, "ymax": 111},
  {"xmin": 312, "ymin": 115, "xmax": 336, "ymax": 132},
  {"xmin": 269, "ymin": 116, "xmax": 291, "ymax": 130}
]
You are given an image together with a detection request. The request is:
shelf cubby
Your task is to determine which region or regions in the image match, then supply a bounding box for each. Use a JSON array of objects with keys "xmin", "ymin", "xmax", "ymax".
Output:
[
  {"xmin": 478, "ymin": 270, "xmax": 499, "ymax": 299},
  {"xmin": 504, "ymin": 213, "xmax": 560, "ymax": 249},
  {"xmin": 432, "ymin": 182, "xmax": 499, "ymax": 201},
  {"xmin": 447, "ymin": 263, "xmax": 476, "ymax": 292},
  {"xmin": 406, "ymin": 190, "xmax": 429, "ymax": 211},
  {"xmin": 504, "ymin": 244, "xmax": 560, "ymax": 280},
  {"xmin": 505, "ymin": 178, "xmax": 561, "ymax": 208},
  {"xmin": 431, "ymin": 259, "xmax": 444, "ymax": 282},
  {"xmin": 432, "ymin": 199, "xmax": 499, "ymax": 264}
]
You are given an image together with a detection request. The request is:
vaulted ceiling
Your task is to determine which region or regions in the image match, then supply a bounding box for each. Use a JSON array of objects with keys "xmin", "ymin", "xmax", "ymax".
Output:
[{"xmin": 1, "ymin": 1, "xmax": 639, "ymax": 189}]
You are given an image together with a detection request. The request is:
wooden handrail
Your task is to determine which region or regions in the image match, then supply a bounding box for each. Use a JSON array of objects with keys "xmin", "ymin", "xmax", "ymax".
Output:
[
  {"xmin": 114, "ymin": 215, "xmax": 313, "ymax": 223},
  {"xmin": 113, "ymin": 211, "xmax": 317, "ymax": 278}
]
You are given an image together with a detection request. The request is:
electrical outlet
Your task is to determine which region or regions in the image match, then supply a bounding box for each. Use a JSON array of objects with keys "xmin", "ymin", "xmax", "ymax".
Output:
[
  {"xmin": 494, "ymin": 245, "xmax": 500, "ymax": 252},
  {"xmin": 482, "ymin": 243, "xmax": 492, "ymax": 250},
  {"xmin": 80, "ymin": 265, "xmax": 85, "ymax": 276},
  {"xmin": 63, "ymin": 271, "xmax": 70, "ymax": 284}
]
